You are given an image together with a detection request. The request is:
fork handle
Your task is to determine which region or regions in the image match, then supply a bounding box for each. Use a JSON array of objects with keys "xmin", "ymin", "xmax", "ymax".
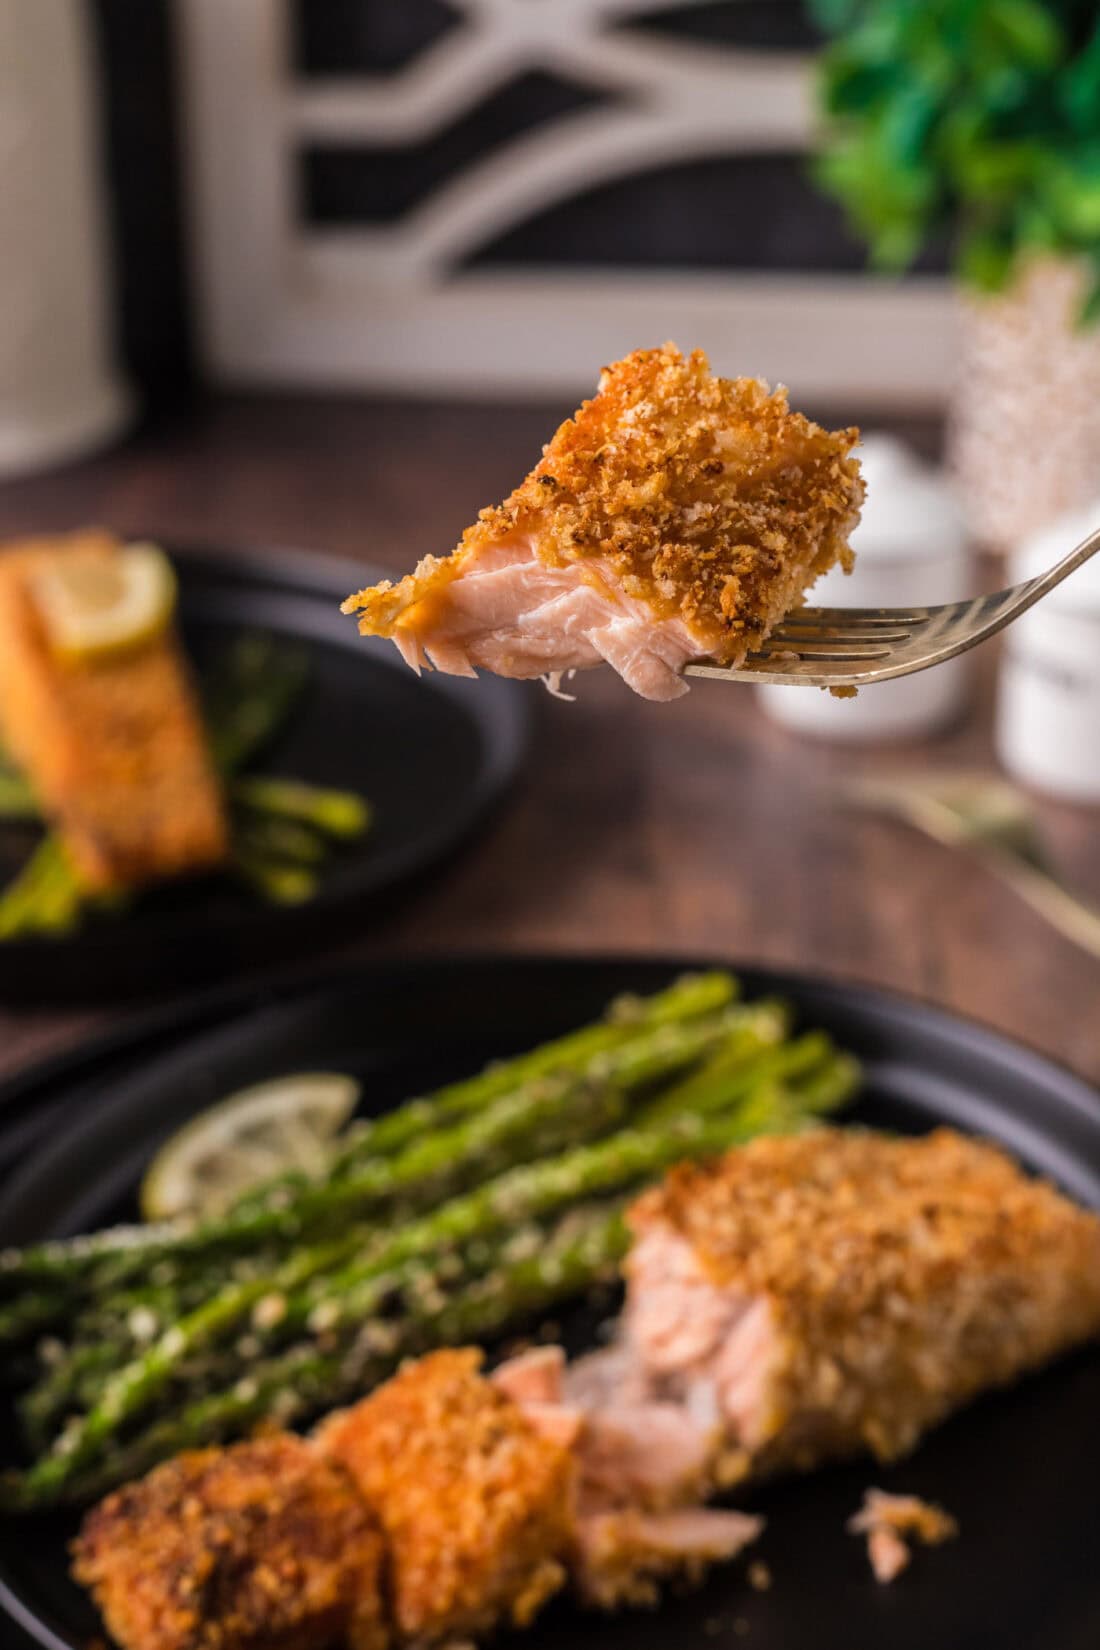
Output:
[{"xmin": 1019, "ymin": 521, "xmax": 1100, "ymax": 609}]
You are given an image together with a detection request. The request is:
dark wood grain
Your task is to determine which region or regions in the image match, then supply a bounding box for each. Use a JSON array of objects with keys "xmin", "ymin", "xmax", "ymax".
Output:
[{"xmin": 0, "ymin": 394, "xmax": 1097, "ymax": 1086}]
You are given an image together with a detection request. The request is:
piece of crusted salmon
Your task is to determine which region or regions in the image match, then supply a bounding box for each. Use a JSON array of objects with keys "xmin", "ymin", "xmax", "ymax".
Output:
[
  {"xmin": 623, "ymin": 1128, "xmax": 1100, "ymax": 1480},
  {"xmin": 0, "ymin": 530, "xmax": 227, "ymax": 891},
  {"xmin": 315, "ymin": 1348, "xmax": 574, "ymax": 1645},
  {"xmin": 71, "ymin": 1435, "xmax": 388, "ymax": 1650},
  {"xmin": 342, "ymin": 345, "xmax": 864, "ymax": 701}
]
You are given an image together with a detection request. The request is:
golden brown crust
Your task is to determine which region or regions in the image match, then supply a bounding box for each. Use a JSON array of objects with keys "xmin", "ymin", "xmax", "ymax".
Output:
[
  {"xmin": 316, "ymin": 1348, "xmax": 573, "ymax": 1644},
  {"xmin": 344, "ymin": 344, "xmax": 863, "ymax": 661},
  {"xmin": 0, "ymin": 530, "xmax": 227, "ymax": 890},
  {"xmin": 629, "ymin": 1128, "xmax": 1100, "ymax": 1468},
  {"xmin": 71, "ymin": 1436, "xmax": 388, "ymax": 1650}
]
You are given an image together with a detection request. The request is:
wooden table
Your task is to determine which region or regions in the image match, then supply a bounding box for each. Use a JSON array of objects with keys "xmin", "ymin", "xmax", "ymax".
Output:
[{"xmin": 0, "ymin": 395, "xmax": 1097, "ymax": 1086}]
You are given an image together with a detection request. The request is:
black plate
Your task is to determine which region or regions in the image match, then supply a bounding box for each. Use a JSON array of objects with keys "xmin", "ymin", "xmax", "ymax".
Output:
[
  {"xmin": 1, "ymin": 956, "xmax": 1099, "ymax": 1650},
  {"xmin": 0, "ymin": 546, "xmax": 530, "ymax": 1004}
]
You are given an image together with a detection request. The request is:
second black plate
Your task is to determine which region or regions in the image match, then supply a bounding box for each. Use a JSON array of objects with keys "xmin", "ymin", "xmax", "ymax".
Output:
[
  {"xmin": 0, "ymin": 956, "xmax": 1099, "ymax": 1650},
  {"xmin": 0, "ymin": 546, "xmax": 530, "ymax": 1003}
]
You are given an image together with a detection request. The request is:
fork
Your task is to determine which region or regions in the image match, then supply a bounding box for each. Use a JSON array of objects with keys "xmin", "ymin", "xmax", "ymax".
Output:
[{"xmin": 684, "ymin": 522, "xmax": 1100, "ymax": 689}]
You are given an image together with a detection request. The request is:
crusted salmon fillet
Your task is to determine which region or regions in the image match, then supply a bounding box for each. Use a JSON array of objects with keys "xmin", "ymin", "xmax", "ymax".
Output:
[
  {"xmin": 623, "ymin": 1128, "xmax": 1100, "ymax": 1480},
  {"xmin": 342, "ymin": 345, "xmax": 864, "ymax": 701},
  {"xmin": 71, "ymin": 1436, "xmax": 388, "ymax": 1650},
  {"xmin": 0, "ymin": 530, "xmax": 227, "ymax": 891},
  {"xmin": 316, "ymin": 1348, "xmax": 574, "ymax": 1644}
]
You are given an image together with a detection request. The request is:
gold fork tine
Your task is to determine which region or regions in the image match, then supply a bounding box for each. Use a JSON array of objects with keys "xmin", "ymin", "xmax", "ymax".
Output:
[
  {"xmin": 766, "ymin": 626, "xmax": 916, "ymax": 645},
  {"xmin": 775, "ymin": 607, "xmax": 931, "ymax": 629}
]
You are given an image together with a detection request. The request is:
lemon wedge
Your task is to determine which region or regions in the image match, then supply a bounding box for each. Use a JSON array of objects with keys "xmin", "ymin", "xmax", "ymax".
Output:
[
  {"xmin": 139, "ymin": 1072, "xmax": 361, "ymax": 1222},
  {"xmin": 32, "ymin": 542, "xmax": 178, "ymax": 664}
]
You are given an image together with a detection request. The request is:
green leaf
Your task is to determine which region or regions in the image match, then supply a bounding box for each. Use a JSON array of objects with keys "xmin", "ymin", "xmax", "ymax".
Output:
[
  {"xmin": 954, "ymin": 139, "xmax": 1046, "ymax": 198},
  {"xmin": 1080, "ymin": 268, "xmax": 1100, "ymax": 327},
  {"xmin": 1015, "ymin": 199, "xmax": 1061, "ymax": 251},
  {"xmin": 987, "ymin": 0, "xmax": 1064, "ymax": 69},
  {"xmin": 882, "ymin": 83, "xmax": 940, "ymax": 166},
  {"xmin": 869, "ymin": 220, "xmax": 925, "ymax": 269},
  {"xmin": 822, "ymin": 55, "xmax": 902, "ymax": 115},
  {"xmin": 1044, "ymin": 154, "xmax": 1100, "ymax": 238},
  {"xmin": 957, "ymin": 226, "xmax": 1017, "ymax": 291},
  {"xmin": 807, "ymin": 0, "xmax": 865, "ymax": 31},
  {"xmin": 1060, "ymin": 24, "xmax": 1100, "ymax": 135}
]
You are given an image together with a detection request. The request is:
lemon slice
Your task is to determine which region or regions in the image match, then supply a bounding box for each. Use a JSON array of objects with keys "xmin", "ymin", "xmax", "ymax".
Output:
[
  {"xmin": 140, "ymin": 1072, "xmax": 361, "ymax": 1222},
  {"xmin": 33, "ymin": 542, "xmax": 178, "ymax": 663}
]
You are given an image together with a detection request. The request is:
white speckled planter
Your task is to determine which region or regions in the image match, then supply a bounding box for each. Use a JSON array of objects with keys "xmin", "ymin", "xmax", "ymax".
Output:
[
  {"xmin": 0, "ymin": 0, "xmax": 131, "ymax": 479},
  {"xmin": 949, "ymin": 260, "xmax": 1100, "ymax": 553}
]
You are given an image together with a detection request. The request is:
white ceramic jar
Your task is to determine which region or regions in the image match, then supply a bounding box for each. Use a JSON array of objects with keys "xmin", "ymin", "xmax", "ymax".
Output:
[
  {"xmin": 757, "ymin": 435, "xmax": 973, "ymax": 741},
  {"xmin": 0, "ymin": 0, "xmax": 131, "ymax": 477},
  {"xmin": 996, "ymin": 503, "xmax": 1100, "ymax": 803}
]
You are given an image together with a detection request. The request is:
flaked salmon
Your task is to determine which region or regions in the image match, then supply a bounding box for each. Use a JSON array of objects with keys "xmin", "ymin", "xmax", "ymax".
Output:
[{"xmin": 343, "ymin": 345, "xmax": 864, "ymax": 701}]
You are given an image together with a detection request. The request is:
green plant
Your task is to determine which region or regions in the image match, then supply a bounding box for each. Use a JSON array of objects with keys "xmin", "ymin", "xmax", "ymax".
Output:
[{"xmin": 810, "ymin": 0, "xmax": 1100, "ymax": 319}]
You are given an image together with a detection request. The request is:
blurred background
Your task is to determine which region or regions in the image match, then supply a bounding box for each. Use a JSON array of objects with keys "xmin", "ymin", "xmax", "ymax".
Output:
[{"xmin": 0, "ymin": 0, "xmax": 1098, "ymax": 1076}]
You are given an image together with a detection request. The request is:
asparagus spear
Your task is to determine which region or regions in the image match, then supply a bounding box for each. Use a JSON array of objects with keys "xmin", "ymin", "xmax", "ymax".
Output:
[
  {"xmin": 21, "ymin": 1044, "xmax": 808, "ymax": 1413},
  {"xmin": 0, "ymin": 975, "xmax": 733, "ymax": 1307},
  {"xmin": 6, "ymin": 1205, "xmax": 627, "ymax": 1509},
  {"xmin": 203, "ymin": 634, "xmax": 310, "ymax": 777},
  {"xmin": 4, "ymin": 1068, "xmax": 621, "ymax": 1303},
  {"xmin": 0, "ymin": 1289, "xmax": 74, "ymax": 1349},
  {"xmin": 19, "ymin": 1270, "xmax": 247, "ymax": 1444},
  {"xmin": 231, "ymin": 843, "xmax": 318, "ymax": 905},
  {"xmin": 21, "ymin": 1031, "xmax": 812, "ymax": 1415},
  {"xmin": 8, "ymin": 1072, "xmax": 630, "ymax": 1486},
  {"xmin": 242, "ymin": 1085, "xmax": 800, "ymax": 1351},
  {"xmin": 298, "ymin": 972, "xmax": 739, "ymax": 1190},
  {"xmin": 0, "ymin": 978, "xmax": 736, "ymax": 1293},
  {"xmin": 638, "ymin": 1027, "xmax": 835, "ymax": 1125},
  {"xmin": 0, "ymin": 770, "xmax": 38, "ymax": 820},
  {"xmin": 9, "ymin": 1102, "xmax": 736, "ymax": 1501},
  {"xmin": 10, "ymin": 1054, "xmax": 859, "ymax": 1503},
  {"xmin": 0, "ymin": 836, "xmax": 83, "ymax": 940},
  {"xmin": 231, "ymin": 776, "xmax": 371, "ymax": 840},
  {"xmin": 789, "ymin": 1050, "xmax": 861, "ymax": 1114},
  {"xmin": 0, "ymin": 989, "xmax": 747, "ymax": 1303},
  {"xmin": 233, "ymin": 814, "xmax": 328, "ymax": 866}
]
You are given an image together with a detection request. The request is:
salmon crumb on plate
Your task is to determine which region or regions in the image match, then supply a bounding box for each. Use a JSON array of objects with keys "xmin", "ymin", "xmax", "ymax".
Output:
[
  {"xmin": 342, "ymin": 345, "xmax": 864, "ymax": 702},
  {"xmin": 848, "ymin": 1488, "xmax": 958, "ymax": 1584}
]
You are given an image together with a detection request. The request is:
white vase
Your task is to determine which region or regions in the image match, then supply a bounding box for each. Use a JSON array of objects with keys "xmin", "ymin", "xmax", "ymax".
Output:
[{"xmin": 0, "ymin": 0, "xmax": 131, "ymax": 479}]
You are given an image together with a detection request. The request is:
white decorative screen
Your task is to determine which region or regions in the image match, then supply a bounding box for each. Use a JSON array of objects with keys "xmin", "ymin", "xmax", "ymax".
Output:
[{"xmin": 177, "ymin": 0, "xmax": 954, "ymax": 406}]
